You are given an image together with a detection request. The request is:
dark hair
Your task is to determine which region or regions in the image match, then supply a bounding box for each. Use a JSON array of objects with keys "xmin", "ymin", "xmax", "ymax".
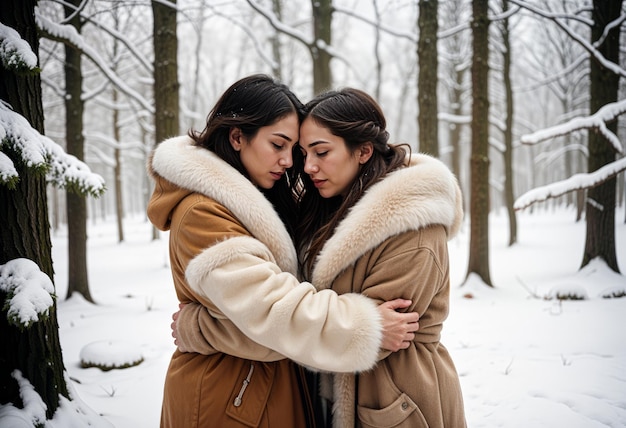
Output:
[
  {"xmin": 189, "ymin": 74, "xmax": 305, "ymax": 236},
  {"xmin": 294, "ymin": 88, "xmax": 409, "ymax": 278}
]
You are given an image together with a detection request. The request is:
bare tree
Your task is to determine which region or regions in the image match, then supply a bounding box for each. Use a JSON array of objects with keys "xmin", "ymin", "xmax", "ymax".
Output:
[
  {"xmin": 244, "ymin": 0, "xmax": 333, "ymax": 94},
  {"xmin": 500, "ymin": 0, "xmax": 517, "ymax": 245},
  {"xmin": 510, "ymin": 0, "xmax": 625, "ymax": 275},
  {"xmin": 582, "ymin": 0, "xmax": 622, "ymax": 272},
  {"xmin": 64, "ymin": 0, "xmax": 93, "ymax": 302},
  {"xmin": 418, "ymin": 0, "xmax": 439, "ymax": 156},
  {"xmin": 466, "ymin": 0, "xmax": 493, "ymax": 286},
  {"xmin": 152, "ymin": 0, "xmax": 179, "ymax": 144}
]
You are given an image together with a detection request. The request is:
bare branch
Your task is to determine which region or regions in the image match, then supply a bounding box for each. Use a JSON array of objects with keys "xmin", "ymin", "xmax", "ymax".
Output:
[{"xmin": 509, "ymin": 0, "xmax": 626, "ymax": 78}]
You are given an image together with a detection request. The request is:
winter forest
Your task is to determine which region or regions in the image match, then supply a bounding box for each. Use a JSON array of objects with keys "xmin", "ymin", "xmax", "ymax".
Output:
[{"xmin": 1, "ymin": 0, "xmax": 625, "ymax": 426}]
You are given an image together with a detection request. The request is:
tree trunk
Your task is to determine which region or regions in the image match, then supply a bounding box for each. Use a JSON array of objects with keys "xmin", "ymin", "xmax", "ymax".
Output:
[
  {"xmin": 64, "ymin": 0, "xmax": 93, "ymax": 302},
  {"xmin": 311, "ymin": 0, "xmax": 332, "ymax": 94},
  {"xmin": 151, "ymin": 0, "xmax": 179, "ymax": 241},
  {"xmin": 502, "ymin": 0, "xmax": 517, "ymax": 246},
  {"xmin": 111, "ymin": 9, "xmax": 125, "ymax": 243},
  {"xmin": 114, "ymin": 88, "xmax": 124, "ymax": 243},
  {"xmin": 582, "ymin": 0, "xmax": 622, "ymax": 273},
  {"xmin": 152, "ymin": 0, "xmax": 180, "ymax": 144},
  {"xmin": 417, "ymin": 0, "xmax": 439, "ymax": 156},
  {"xmin": 0, "ymin": 0, "xmax": 69, "ymax": 417},
  {"xmin": 271, "ymin": 0, "xmax": 284, "ymax": 80},
  {"xmin": 466, "ymin": 0, "xmax": 493, "ymax": 286}
]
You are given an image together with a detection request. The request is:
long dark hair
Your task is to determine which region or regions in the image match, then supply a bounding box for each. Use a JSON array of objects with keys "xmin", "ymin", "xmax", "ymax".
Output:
[
  {"xmin": 294, "ymin": 88, "xmax": 409, "ymax": 278},
  {"xmin": 189, "ymin": 74, "xmax": 304, "ymax": 236}
]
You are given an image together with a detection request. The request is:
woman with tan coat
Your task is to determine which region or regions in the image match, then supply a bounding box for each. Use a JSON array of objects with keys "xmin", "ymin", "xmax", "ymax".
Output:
[
  {"xmin": 294, "ymin": 88, "xmax": 466, "ymax": 427},
  {"xmin": 148, "ymin": 75, "xmax": 419, "ymax": 428}
]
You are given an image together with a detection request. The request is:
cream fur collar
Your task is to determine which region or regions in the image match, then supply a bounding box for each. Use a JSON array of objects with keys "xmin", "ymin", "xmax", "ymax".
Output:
[
  {"xmin": 311, "ymin": 153, "xmax": 463, "ymax": 289},
  {"xmin": 151, "ymin": 136, "xmax": 298, "ymax": 273}
]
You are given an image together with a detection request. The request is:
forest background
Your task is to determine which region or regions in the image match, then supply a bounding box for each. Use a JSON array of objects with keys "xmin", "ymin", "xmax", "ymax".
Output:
[{"xmin": 0, "ymin": 0, "xmax": 625, "ymax": 425}]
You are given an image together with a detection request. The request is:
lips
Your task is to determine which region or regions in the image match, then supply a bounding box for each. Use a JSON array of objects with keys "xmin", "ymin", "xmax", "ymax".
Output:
[
  {"xmin": 312, "ymin": 179, "xmax": 325, "ymax": 188},
  {"xmin": 270, "ymin": 171, "xmax": 284, "ymax": 180}
]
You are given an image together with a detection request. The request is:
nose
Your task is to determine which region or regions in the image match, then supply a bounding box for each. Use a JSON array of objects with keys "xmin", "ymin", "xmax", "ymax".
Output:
[
  {"xmin": 304, "ymin": 157, "xmax": 318, "ymax": 174},
  {"xmin": 279, "ymin": 151, "xmax": 293, "ymax": 168}
]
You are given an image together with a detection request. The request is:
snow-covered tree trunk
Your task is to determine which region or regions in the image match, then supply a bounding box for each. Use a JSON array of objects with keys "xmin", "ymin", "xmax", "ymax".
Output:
[
  {"xmin": 582, "ymin": 0, "xmax": 622, "ymax": 272},
  {"xmin": 466, "ymin": 0, "xmax": 493, "ymax": 286},
  {"xmin": 0, "ymin": 0, "xmax": 69, "ymax": 417},
  {"xmin": 64, "ymin": 0, "xmax": 93, "ymax": 303},
  {"xmin": 417, "ymin": 0, "xmax": 439, "ymax": 156}
]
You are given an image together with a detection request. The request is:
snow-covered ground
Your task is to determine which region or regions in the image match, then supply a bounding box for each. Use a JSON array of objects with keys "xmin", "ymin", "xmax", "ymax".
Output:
[{"xmin": 50, "ymin": 206, "xmax": 626, "ymax": 427}]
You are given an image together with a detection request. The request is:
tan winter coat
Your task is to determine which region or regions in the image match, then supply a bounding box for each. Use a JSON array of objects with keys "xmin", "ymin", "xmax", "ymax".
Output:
[
  {"xmin": 312, "ymin": 153, "xmax": 467, "ymax": 428},
  {"xmin": 147, "ymin": 136, "xmax": 384, "ymax": 428}
]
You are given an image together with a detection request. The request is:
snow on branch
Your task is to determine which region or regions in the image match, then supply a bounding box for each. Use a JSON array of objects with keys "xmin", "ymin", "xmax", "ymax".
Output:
[
  {"xmin": 0, "ymin": 258, "xmax": 54, "ymax": 329},
  {"xmin": 0, "ymin": 101, "xmax": 105, "ymax": 196},
  {"xmin": 520, "ymin": 99, "xmax": 626, "ymax": 154},
  {"xmin": 514, "ymin": 157, "xmax": 626, "ymax": 210},
  {"xmin": 0, "ymin": 22, "xmax": 38, "ymax": 73},
  {"xmin": 35, "ymin": 8, "xmax": 154, "ymax": 114}
]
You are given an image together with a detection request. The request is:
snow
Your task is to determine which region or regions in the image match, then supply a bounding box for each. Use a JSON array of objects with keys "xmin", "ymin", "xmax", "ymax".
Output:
[
  {"xmin": 0, "ymin": 258, "xmax": 54, "ymax": 327},
  {"xmin": 1, "ymin": 207, "xmax": 625, "ymax": 426},
  {"xmin": 79, "ymin": 341, "xmax": 144, "ymax": 371},
  {"xmin": 0, "ymin": 101, "xmax": 105, "ymax": 195},
  {"xmin": 5, "ymin": 206, "xmax": 612, "ymax": 427},
  {"xmin": 0, "ymin": 22, "xmax": 38, "ymax": 71}
]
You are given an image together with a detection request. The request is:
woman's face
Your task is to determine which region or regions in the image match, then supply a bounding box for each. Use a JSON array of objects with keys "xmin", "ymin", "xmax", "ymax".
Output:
[
  {"xmin": 299, "ymin": 117, "xmax": 372, "ymax": 198},
  {"xmin": 230, "ymin": 112, "xmax": 299, "ymax": 189}
]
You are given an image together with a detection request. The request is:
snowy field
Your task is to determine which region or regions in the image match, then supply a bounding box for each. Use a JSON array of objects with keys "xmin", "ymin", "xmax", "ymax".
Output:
[{"xmin": 51, "ymin": 206, "xmax": 626, "ymax": 427}]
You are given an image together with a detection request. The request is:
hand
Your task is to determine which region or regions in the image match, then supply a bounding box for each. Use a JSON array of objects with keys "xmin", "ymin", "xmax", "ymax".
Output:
[
  {"xmin": 171, "ymin": 302, "xmax": 187, "ymax": 351},
  {"xmin": 377, "ymin": 299, "xmax": 419, "ymax": 352}
]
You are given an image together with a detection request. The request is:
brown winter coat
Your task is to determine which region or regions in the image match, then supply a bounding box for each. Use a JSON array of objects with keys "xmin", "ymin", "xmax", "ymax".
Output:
[
  {"xmin": 311, "ymin": 154, "xmax": 467, "ymax": 427},
  {"xmin": 147, "ymin": 136, "xmax": 385, "ymax": 428}
]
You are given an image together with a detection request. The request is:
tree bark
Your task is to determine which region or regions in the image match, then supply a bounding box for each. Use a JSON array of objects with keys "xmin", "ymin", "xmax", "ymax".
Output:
[
  {"xmin": 502, "ymin": 0, "xmax": 517, "ymax": 246},
  {"xmin": 417, "ymin": 0, "xmax": 439, "ymax": 156},
  {"xmin": 582, "ymin": 0, "xmax": 622, "ymax": 273},
  {"xmin": 152, "ymin": 0, "xmax": 180, "ymax": 144},
  {"xmin": 64, "ymin": 0, "xmax": 93, "ymax": 302},
  {"xmin": 311, "ymin": 0, "xmax": 332, "ymax": 94},
  {"xmin": 0, "ymin": 0, "xmax": 69, "ymax": 417},
  {"xmin": 466, "ymin": 0, "xmax": 493, "ymax": 286}
]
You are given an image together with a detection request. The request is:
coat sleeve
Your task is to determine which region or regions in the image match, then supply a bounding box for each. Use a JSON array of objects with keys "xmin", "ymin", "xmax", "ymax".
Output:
[
  {"xmin": 186, "ymin": 236, "xmax": 384, "ymax": 373},
  {"xmin": 175, "ymin": 302, "xmax": 287, "ymax": 362},
  {"xmin": 360, "ymin": 226, "xmax": 449, "ymax": 348}
]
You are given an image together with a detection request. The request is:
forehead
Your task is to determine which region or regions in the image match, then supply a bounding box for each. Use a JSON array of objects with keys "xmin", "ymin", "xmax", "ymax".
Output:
[
  {"xmin": 300, "ymin": 118, "xmax": 335, "ymax": 143},
  {"xmin": 263, "ymin": 113, "xmax": 299, "ymax": 142}
]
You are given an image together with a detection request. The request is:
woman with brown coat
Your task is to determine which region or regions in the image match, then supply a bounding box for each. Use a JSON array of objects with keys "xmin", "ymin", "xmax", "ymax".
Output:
[{"xmin": 294, "ymin": 88, "xmax": 467, "ymax": 427}]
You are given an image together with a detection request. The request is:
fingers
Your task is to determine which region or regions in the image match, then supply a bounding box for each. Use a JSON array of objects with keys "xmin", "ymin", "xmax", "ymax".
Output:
[{"xmin": 382, "ymin": 298, "xmax": 412, "ymax": 311}]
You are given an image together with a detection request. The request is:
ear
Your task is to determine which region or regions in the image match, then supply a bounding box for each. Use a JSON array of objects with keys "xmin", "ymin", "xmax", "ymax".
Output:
[
  {"xmin": 229, "ymin": 127, "xmax": 242, "ymax": 151},
  {"xmin": 358, "ymin": 142, "xmax": 374, "ymax": 164}
]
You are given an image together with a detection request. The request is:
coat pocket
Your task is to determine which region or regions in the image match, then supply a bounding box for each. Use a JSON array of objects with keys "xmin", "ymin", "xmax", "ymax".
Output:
[
  {"xmin": 226, "ymin": 361, "xmax": 275, "ymax": 427},
  {"xmin": 357, "ymin": 393, "xmax": 427, "ymax": 428}
]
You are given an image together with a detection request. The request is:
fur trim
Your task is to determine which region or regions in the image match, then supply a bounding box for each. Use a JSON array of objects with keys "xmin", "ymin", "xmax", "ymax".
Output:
[
  {"xmin": 312, "ymin": 153, "xmax": 463, "ymax": 290},
  {"xmin": 151, "ymin": 136, "xmax": 297, "ymax": 273},
  {"xmin": 186, "ymin": 236, "xmax": 276, "ymax": 294}
]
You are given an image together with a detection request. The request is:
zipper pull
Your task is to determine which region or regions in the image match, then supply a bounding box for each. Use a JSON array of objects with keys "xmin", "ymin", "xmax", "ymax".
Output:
[{"xmin": 234, "ymin": 363, "xmax": 255, "ymax": 407}]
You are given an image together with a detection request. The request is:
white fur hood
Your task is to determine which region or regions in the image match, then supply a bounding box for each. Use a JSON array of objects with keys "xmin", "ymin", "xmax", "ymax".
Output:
[
  {"xmin": 311, "ymin": 153, "xmax": 463, "ymax": 289},
  {"xmin": 149, "ymin": 135, "xmax": 298, "ymax": 273}
]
